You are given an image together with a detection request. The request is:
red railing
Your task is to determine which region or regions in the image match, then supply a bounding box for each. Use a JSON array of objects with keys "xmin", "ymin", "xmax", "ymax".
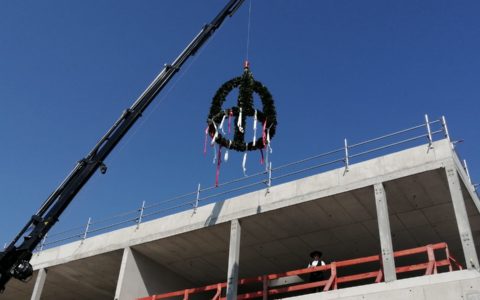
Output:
[{"xmin": 138, "ymin": 242, "xmax": 463, "ymax": 300}]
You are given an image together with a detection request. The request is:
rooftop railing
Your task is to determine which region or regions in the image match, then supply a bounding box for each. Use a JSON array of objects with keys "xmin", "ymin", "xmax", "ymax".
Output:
[{"xmin": 12, "ymin": 114, "xmax": 473, "ymax": 253}]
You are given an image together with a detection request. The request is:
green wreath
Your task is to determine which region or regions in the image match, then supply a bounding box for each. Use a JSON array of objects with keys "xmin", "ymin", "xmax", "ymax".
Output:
[{"xmin": 207, "ymin": 68, "xmax": 277, "ymax": 151}]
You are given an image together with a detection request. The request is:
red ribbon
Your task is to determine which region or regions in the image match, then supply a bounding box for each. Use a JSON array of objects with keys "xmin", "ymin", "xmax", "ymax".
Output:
[
  {"xmin": 260, "ymin": 149, "xmax": 264, "ymax": 165},
  {"xmin": 215, "ymin": 145, "xmax": 222, "ymax": 187}
]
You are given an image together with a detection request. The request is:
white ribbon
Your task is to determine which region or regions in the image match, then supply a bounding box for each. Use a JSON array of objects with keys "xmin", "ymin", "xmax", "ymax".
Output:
[
  {"xmin": 224, "ymin": 141, "xmax": 232, "ymax": 162},
  {"xmin": 267, "ymin": 128, "xmax": 272, "ymax": 153},
  {"xmin": 252, "ymin": 110, "xmax": 257, "ymax": 146},
  {"xmin": 210, "ymin": 122, "xmax": 218, "ymax": 146},
  {"xmin": 237, "ymin": 107, "xmax": 244, "ymax": 133},
  {"xmin": 242, "ymin": 152, "xmax": 248, "ymax": 176},
  {"xmin": 219, "ymin": 114, "xmax": 226, "ymax": 135}
]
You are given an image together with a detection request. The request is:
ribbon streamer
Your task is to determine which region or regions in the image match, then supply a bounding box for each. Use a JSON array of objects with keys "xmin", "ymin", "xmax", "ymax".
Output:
[
  {"xmin": 224, "ymin": 150, "xmax": 229, "ymax": 162},
  {"xmin": 228, "ymin": 110, "xmax": 233, "ymax": 134},
  {"xmin": 212, "ymin": 144, "xmax": 217, "ymax": 164},
  {"xmin": 242, "ymin": 152, "xmax": 248, "ymax": 176},
  {"xmin": 262, "ymin": 120, "xmax": 267, "ymax": 147},
  {"xmin": 224, "ymin": 141, "xmax": 232, "ymax": 162},
  {"xmin": 210, "ymin": 122, "xmax": 219, "ymax": 146},
  {"xmin": 260, "ymin": 148, "xmax": 264, "ymax": 165},
  {"xmin": 253, "ymin": 110, "xmax": 257, "ymax": 146},
  {"xmin": 267, "ymin": 128, "xmax": 273, "ymax": 153},
  {"xmin": 203, "ymin": 126, "xmax": 209, "ymax": 155},
  {"xmin": 238, "ymin": 107, "xmax": 244, "ymax": 133},
  {"xmin": 215, "ymin": 146, "xmax": 222, "ymax": 187},
  {"xmin": 219, "ymin": 114, "xmax": 226, "ymax": 135}
]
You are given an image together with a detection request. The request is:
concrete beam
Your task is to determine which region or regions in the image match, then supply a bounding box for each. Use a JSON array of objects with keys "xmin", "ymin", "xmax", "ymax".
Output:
[
  {"xmin": 30, "ymin": 268, "xmax": 47, "ymax": 300},
  {"xmin": 31, "ymin": 140, "xmax": 453, "ymax": 271},
  {"xmin": 227, "ymin": 219, "xmax": 241, "ymax": 300},
  {"xmin": 445, "ymin": 165, "xmax": 480, "ymax": 270},
  {"xmin": 114, "ymin": 247, "xmax": 192, "ymax": 300},
  {"xmin": 374, "ymin": 183, "xmax": 396, "ymax": 282},
  {"xmin": 452, "ymin": 154, "xmax": 480, "ymax": 214}
]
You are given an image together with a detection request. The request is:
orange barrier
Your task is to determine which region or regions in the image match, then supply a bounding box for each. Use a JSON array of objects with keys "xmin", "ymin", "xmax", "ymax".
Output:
[{"xmin": 138, "ymin": 242, "xmax": 463, "ymax": 300}]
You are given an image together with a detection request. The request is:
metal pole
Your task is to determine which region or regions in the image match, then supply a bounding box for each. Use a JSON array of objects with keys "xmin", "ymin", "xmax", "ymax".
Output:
[
  {"xmin": 267, "ymin": 162, "xmax": 272, "ymax": 193},
  {"xmin": 194, "ymin": 183, "xmax": 201, "ymax": 212},
  {"xmin": 463, "ymin": 160, "xmax": 472, "ymax": 185},
  {"xmin": 82, "ymin": 217, "xmax": 91, "ymax": 241},
  {"xmin": 441, "ymin": 115, "xmax": 450, "ymax": 141},
  {"xmin": 136, "ymin": 201, "xmax": 146, "ymax": 229},
  {"xmin": 425, "ymin": 114, "xmax": 433, "ymax": 148},
  {"xmin": 344, "ymin": 138, "xmax": 349, "ymax": 172},
  {"xmin": 39, "ymin": 234, "xmax": 47, "ymax": 253}
]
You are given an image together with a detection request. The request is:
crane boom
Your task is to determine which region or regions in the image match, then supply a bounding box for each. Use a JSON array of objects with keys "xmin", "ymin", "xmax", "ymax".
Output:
[{"xmin": 0, "ymin": 0, "xmax": 244, "ymax": 292}]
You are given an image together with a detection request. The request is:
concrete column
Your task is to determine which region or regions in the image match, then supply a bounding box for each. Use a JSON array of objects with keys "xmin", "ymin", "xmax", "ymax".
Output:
[
  {"xmin": 114, "ymin": 247, "xmax": 192, "ymax": 300},
  {"xmin": 374, "ymin": 183, "xmax": 397, "ymax": 282},
  {"xmin": 227, "ymin": 219, "xmax": 241, "ymax": 300},
  {"xmin": 30, "ymin": 268, "xmax": 47, "ymax": 300},
  {"xmin": 445, "ymin": 165, "xmax": 480, "ymax": 270}
]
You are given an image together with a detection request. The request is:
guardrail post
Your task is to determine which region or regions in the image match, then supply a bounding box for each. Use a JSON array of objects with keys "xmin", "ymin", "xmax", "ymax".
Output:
[
  {"xmin": 267, "ymin": 162, "xmax": 272, "ymax": 193},
  {"xmin": 344, "ymin": 138, "xmax": 349, "ymax": 172},
  {"xmin": 426, "ymin": 245, "xmax": 437, "ymax": 275},
  {"xmin": 463, "ymin": 159, "xmax": 472, "ymax": 185},
  {"xmin": 137, "ymin": 201, "xmax": 146, "ymax": 229},
  {"xmin": 38, "ymin": 233, "xmax": 48, "ymax": 253},
  {"xmin": 194, "ymin": 183, "xmax": 201, "ymax": 213},
  {"xmin": 445, "ymin": 245, "xmax": 453, "ymax": 272},
  {"xmin": 82, "ymin": 217, "xmax": 91, "ymax": 242},
  {"xmin": 323, "ymin": 262, "xmax": 337, "ymax": 291},
  {"xmin": 262, "ymin": 275, "xmax": 268, "ymax": 300},
  {"xmin": 425, "ymin": 114, "xmax": 433, "ymax": 148},
  {"xmin": 441, "ymin": 115, "xmax": 450, "ymax": 142}
]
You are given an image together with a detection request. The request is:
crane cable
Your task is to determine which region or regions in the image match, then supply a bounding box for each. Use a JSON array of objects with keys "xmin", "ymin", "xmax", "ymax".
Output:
[{"xmin": 245, "ymin": 0, "xmax": 253, "ymax": 62}]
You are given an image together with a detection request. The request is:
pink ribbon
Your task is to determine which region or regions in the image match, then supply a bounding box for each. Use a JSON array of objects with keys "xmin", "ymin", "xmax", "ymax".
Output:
[
  {"xmin": 215, "ymin": 145, "xmax": 222, "ymax": 187},
  {"xmin": 262, "ymin": 120, "xmax": 267, "ymax": 147},
  {"xmin": 260, "ymin": 148, "xmax": 264, "ymax": 165}
]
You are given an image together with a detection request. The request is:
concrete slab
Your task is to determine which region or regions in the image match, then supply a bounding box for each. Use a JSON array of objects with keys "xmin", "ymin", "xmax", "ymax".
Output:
[{"xmin": 284, "ymin": 270, "xmax": 480, "ymax": 300}]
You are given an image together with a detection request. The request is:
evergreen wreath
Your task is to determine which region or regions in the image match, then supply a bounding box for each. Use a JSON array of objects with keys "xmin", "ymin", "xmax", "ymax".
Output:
[{"xmin": 207, "ymin": 67, "xmax": 277, "ymax": 151}]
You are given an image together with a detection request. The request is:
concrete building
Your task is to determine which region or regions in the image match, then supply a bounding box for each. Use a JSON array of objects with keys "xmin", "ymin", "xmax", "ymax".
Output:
[{"xmin": 2, "ymin": 121, "xmax": 480, "ymax": 300}]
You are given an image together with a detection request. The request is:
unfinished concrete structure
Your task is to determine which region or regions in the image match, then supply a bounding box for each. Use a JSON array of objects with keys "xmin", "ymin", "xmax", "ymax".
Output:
[{"xmin": 2, "ymin": 120, "xmax": 480, "ymax": 300}]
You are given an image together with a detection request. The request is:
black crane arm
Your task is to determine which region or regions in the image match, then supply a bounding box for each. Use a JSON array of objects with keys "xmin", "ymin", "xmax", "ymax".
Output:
[{"xmin": 0, "ymin": 0, "xmax": 244, "ymax": 292}]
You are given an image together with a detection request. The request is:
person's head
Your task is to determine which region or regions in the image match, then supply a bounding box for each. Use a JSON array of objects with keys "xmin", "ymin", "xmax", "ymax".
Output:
[{"xmin": 310, "ymin": 250, "xmax": 322, "ymax": 260}]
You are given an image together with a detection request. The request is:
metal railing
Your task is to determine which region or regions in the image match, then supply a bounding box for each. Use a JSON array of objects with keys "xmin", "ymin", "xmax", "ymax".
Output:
[
  {"xmin": 138, "ymin": 242, "xmax": 463, "ymax": 300},
  {"xmin": 24, "ymin": 114, "xmax": 465, "ymax": 252}
]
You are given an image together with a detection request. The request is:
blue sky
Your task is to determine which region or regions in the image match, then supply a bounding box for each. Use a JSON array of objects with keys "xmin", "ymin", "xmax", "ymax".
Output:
[{"xmin": 1, "ymin": 1, "xmax": 479, "ymax": 246}]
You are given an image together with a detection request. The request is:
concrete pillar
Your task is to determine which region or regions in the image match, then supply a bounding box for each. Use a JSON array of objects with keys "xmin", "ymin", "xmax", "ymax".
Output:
[
  {"xmin": 30, "ymin": 268, "xmax": 47, "ymax": 300},
  {"xmin": 374, "ymin": 183, "xmax": 397, "ymax": 282},
  {"xmin": 445, "ymin": 165, "xmax": 480, "ymax": 270},
  {"xmin": 114, "ymin": 247, "xmax": 192, "ymax": 300},
  {"xmin": 227, "ymin": 219, "xmax": 241, "ymax": 300}
]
